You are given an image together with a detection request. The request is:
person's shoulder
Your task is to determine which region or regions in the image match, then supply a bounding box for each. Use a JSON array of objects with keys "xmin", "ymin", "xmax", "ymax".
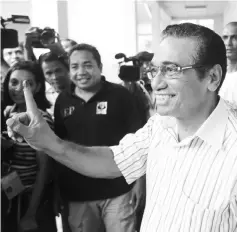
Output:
[
  {"xmin": 39, "ymin": 109, "xmax": 54, "ymax": 129},
  {"xmin": 54, "ymin": 89, "xmax": 72, "ymax": 106},
  {"xmin": 39, "ymin": 109, "xmax": 52, "ymax": 120}
]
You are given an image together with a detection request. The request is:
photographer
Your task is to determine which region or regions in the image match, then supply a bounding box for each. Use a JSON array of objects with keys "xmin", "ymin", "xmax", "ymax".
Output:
[{"xmin": 117, "ymin": 51, "xmax": 155, "ymax": 125}]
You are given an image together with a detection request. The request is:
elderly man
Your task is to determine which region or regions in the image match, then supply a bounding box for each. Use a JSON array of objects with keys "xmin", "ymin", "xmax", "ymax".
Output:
[
  {"xmin": 219, "ymin": 21, "xmax": 237, "ymax": 104},
  {"xmin": 7, "ymin": 23, "xmax": 237, "ymax": 232},
  {"xmin": 2, "ymin": 43, "xmax": 25, "ymax": 67}
]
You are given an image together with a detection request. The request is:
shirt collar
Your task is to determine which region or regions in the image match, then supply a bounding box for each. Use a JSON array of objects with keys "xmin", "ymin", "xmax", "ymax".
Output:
[
  {"xmin": 70, "ymin": 77, "xmax": 107, "ymax": 98},
  {"xmin": 160, "ymin": 98, "xmax": 228, "ymax": 149},
  {"xmin": 194, "ymin": 98, "xmax": 228, "ymax": 149}
]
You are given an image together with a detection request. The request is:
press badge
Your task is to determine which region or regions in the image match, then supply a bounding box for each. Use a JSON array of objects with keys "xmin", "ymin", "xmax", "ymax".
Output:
[
  {"xmin": 1, "ymin": 171, "xmax": 25, "ymax": 200},
  {"xmin": 96, "ymin": 102, "xmax": 108, "ymax": 115}
]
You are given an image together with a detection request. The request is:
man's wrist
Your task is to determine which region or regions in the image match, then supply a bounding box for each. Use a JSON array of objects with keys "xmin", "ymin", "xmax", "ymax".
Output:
[{"xmin": 43, "ymin": 134, "xmax": 63, "ymax": 158}]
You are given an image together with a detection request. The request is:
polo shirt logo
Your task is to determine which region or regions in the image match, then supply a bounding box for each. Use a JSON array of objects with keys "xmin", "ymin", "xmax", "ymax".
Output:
[
  {"xmin": 63, "ymin": 106, "xmax": 75, "ymax": 117},
  {"xmin": 96, "ymin": 102, "xmax": 107, "ymax": 115}
]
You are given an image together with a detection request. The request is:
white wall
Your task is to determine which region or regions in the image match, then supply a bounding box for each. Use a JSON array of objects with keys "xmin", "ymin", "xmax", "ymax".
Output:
[
  {"xmin": 151, "ymin": 2, "xmax": 172, "ymax": 54},
  {"xmin": 138, "ymin": 23, "xmax": 152, "ymax": 35},
  {"xmin": 67, "ymin": 0, "xmax": 137, "ymax": 83},
  {"xmin": 30, "ymin": 0, "xmax": 58, "ymax": 30},
  {"xmin": 224, "ymin": 0, "xmax": 237, "ymax": 25},
  {"xmin": 159, "ymin": 5, "xmax": 172, "ymax": 31},
  {"xmin": 213, "ymin": 15, "xmax": 223, "ymax": 35}
]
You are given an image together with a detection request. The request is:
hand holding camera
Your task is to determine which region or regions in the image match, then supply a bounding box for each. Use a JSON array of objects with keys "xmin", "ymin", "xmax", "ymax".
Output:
[{"xmin": 25, "ymin": 27, "xmax": 58, "ymax": 48}]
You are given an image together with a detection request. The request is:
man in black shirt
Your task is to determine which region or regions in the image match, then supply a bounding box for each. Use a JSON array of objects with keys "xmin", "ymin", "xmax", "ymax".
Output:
[{"xmin": 54, "ymin": 43, "xmax": 143, "ymax": 232}]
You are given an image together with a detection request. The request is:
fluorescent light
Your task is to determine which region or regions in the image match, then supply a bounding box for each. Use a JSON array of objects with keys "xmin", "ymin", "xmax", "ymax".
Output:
[
  {"xmin": 144, "ymin": 3, "xmax": 152, "ymax": 19},
  {"xmin": 185, "ymin": 5, "xmax": 206, "ymax": 9}
]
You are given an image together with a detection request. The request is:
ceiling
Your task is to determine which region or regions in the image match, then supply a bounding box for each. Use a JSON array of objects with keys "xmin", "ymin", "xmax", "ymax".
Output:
[
  {"xmin": 161, "ymin": 1, "xmax": 228, "ymax": 19},
  {"xmin": 136, "ymin": 1, "xmax": 228, "ymax": 23}
]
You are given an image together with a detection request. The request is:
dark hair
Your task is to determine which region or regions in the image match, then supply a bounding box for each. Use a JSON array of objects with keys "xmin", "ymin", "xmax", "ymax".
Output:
[
  {"xmin": 38, "ymin": 52, "xmax": 69, "ymax": 70},
  {"xmin": 3, "ymin": 61, "xmax": 51, "ymax": 111},
  {"xmin": 68, "ymin": 43, "xmax": 102, "ymax": 67},
  {"xmin": 162, "ymin": 23, "xmax": 227, "ymax": 92}
]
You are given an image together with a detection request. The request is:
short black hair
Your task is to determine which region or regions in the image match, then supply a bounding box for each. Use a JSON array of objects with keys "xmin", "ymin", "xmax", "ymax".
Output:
[
  {"xmin": 68, "ymin": 43, "xmax": 102, "ymax": 67},
  {"xmin": 3, "ymin": 61, "xmax": 51, "ymax": 111},
  {"xmin": 162, "ymin": 23, "xmax": 227, "ymax": 92},
  {"xmin": 38, "ymin": 52, "xmax": 69, "ymax": 70}
]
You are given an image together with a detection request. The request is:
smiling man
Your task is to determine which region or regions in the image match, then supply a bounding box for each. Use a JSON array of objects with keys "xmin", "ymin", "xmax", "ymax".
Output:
[
  {"xmin": 219, "ymin": 22, "xmax": 237, "ymax": 104},
  {"xmin": 52, "ymin": 44, "xmax": 143, "ymax": 232},
  {"xmin": 6, "ymin": 23, "xmax": 237, "ymax": 232}
]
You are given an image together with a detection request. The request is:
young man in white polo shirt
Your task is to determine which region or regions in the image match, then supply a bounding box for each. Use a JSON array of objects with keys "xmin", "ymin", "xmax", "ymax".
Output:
[{"xmin": 7, "ymin": 23, "xmax": 237, "ymax": 232}]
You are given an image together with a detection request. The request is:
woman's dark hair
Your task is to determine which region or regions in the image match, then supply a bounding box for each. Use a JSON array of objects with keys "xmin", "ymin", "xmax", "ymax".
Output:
[
  {"xmin": 161, "ymin": 23, "xmax": 227, "ymax": 93},
  {"xmin": 3, "ymin": 61, "xmax": 51, "ymax": 111}
]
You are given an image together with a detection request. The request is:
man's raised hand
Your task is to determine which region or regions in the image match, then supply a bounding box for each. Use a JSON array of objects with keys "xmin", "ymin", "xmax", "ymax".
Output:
[{"xmin": 6, "ymin": 80, "xmax": 57, "ymax": 151}]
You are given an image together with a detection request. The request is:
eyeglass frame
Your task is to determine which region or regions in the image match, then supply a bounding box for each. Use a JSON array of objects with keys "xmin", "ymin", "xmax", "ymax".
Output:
[{"xmin": 145, "ymin": 63, "xmax": 208, "ymax": 79}]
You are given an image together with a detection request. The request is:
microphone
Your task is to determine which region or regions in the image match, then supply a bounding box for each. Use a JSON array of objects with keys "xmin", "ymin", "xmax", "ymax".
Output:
[{"xmin": 115, "ymin": 53, "xmax": 126, "ymax": 59}]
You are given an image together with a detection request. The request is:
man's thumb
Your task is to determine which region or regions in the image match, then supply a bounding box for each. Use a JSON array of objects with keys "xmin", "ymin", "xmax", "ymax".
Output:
[{"xmin": 6, "ymin": 114, "xmax": 31, "ymax": 137}]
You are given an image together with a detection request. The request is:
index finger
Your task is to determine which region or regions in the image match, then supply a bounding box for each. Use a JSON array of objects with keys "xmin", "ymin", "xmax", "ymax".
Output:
[{"xmin": 23, "ymin": 80, "xmax": 39, "ymax": 115}]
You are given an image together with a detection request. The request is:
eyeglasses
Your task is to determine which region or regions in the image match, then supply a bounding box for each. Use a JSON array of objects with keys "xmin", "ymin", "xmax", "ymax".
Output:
[{"xmin": 145, "ymin": 63, "xmax": 206, "ymax": 80}]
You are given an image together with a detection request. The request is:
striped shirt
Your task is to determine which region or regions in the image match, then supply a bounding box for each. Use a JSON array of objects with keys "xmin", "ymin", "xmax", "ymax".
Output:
[
  {"xmin": 4, "ymin": 104, "xmax": 53, "ymax": 188},
  {"xmin": 111, "ymin": 98, "xmax": 237, "ymax": 232}
]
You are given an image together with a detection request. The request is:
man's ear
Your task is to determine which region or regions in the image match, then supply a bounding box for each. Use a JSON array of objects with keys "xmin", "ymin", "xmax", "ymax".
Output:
[
  {"xmin": 99, "ymin": 63, "xmax": 103, "ymax": 72},
  {"xmin": 207, "ymin": 64, "xmax": 222, "ymax": 92}
]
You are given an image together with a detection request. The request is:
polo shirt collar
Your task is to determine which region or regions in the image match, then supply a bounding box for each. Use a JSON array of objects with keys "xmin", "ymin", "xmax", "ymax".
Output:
[
  {"xmin": 161, "ymin": 98, "xmax": 228, "ymax": 149},
  {"xmin": 195, "ymin": 98, "xmax": 228, "ymax": 149},
  {"xmin": 69, "ymin": 76, "xmax": 107, "ymax": 98}
]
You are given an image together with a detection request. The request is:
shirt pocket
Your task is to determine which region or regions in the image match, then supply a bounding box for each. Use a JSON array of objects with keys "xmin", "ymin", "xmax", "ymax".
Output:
[{"xmin": 176, "ymin": 190, "xmax": 217, "ymax": 232}]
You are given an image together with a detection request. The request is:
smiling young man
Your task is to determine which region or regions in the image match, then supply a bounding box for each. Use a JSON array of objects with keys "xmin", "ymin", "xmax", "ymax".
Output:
[
  {"xmin": 219, "ymin": 21, "xmax": 237, "ymax": 105},
  {"xmin": 7, "ymin": 23, "xmax": 237, "ymax": 232},
  {"xmin": 52, "ymin": 44, "xmax": 142, "ymax": 232}
]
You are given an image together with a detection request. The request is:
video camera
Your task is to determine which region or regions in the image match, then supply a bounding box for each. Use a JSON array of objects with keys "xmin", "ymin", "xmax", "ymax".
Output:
[
  {"xmin": 1, "ymin": 15, "xmax": 30, "ymax": 49},
  {"xmin": 115, "ymin": 51, "xmax": 154, "ymax": 82},
  {"xmin": 25, "ymin": 27, "xmax": 57, "ymax": 48}
]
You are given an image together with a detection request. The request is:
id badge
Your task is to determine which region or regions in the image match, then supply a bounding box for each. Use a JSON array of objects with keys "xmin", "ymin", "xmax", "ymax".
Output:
[{"xmin": 1, "ymin": 171, "xmax": 25, "ymax": 200}]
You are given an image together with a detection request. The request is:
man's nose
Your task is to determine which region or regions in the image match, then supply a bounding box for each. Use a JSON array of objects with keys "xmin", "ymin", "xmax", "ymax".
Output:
[
  {"xmin": 225, "ymin": 37, "xmax": 232, "ymax": 46},
  {"xmin": 51, "ymin": 73, "xmax": 60, "ymax": 80},
  {"xmin": 12, "ymin": 52, "xmax": 20, "ymax": 59},
  {"xmin": 77, "ymin": 66, "xmax": 87, "ymax": 75},
  {"xmin": 151, "ymin": 72, "xmax": 167, "ymax": 91}
]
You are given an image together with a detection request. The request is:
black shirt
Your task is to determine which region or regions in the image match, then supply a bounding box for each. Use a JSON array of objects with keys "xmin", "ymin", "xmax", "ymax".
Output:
[{"xmin": 54, "ymin": 80, "xmax": 142, "ymax": 201}]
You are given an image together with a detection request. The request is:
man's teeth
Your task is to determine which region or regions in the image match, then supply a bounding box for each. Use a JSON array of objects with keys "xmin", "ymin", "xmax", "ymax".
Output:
[{"xmin": 156, "ymin": 95, "xmax": 174, "ymax": 100}]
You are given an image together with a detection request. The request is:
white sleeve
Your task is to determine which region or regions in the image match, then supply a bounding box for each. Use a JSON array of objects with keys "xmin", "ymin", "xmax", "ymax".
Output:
[{"xmin": 111, "ymin": 115, "xmax": 160, "ymax": 184}]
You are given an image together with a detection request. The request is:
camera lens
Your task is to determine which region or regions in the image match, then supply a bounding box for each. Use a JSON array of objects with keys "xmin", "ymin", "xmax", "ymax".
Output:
[{"xmin": 41, "ymin": 29, "xmax": 55, "ymax": 44}]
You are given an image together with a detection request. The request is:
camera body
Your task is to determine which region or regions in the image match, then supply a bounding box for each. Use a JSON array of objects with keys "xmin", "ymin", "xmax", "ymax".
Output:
[
  {"xmin": 1, "ymin": 15, "xmax": 30, "ymax": 49},
  {"xmin": 115, "ymin": 52, "xmax": 153, "ymax": 82},
  {"xmin": 25, "ymin": 27, "xmax": 56, "ymax": 48}
]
